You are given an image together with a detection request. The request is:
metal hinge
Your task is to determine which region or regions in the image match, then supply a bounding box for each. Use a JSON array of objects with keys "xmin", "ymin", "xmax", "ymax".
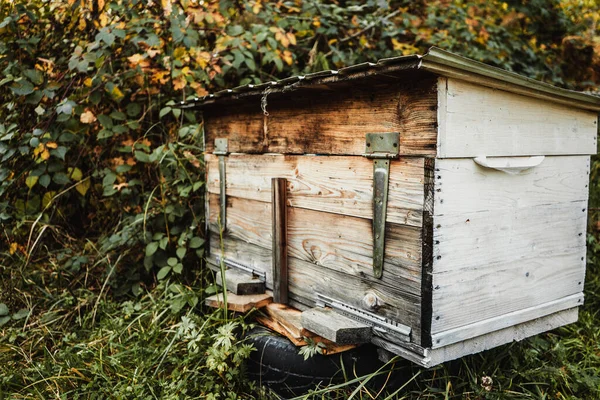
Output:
[
  {"xmin": 363, "ymin": 132, "xmax": 400, "ymax": 279},
  {"xmin": 316, "ymin": 293, "xmax": 411, "ymax": 344},
  {"xmin": 214, "ymin": 138, "xmax": 229, "ymax": 232},
  {"xmin": 214, "ymin": 255, "xmax": 266, "ymax": 281}
]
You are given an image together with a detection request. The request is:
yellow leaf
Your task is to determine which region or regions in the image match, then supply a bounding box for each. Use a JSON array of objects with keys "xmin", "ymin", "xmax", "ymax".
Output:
[
  {"xmin": 43, "ymin": 191, "xmax": 56, "ymax": 208},
  {"xmin": 25, "ymin": 175, "xmax": 38, "ymax": 189},
  {"xmin": 84, "ymin": 77, "xmax": 93, "ymax": 87},
  {"xmin": 252, "ymin": 1, "xmax": 262, "ymax": 14},
  {"xmin": 147, "ymin": 49, "xmax": 161, "ymax": 58},
  {"xmin": 45, "ymin": 142, "xmax": 58, "ymax": 149},
  {"xmin": 127, "ymin": 54, "xmax": 145, "ymax": 66},
  {"xmin": 190, "ymin": 81, "xmax": 209, "ymax": 97},
  {"xmin": 282, "ymin": 50, "xmax": 293, "ymax": 66},
  {"xmin": 33, "ymin": 143, "xmax": 45, "ymax": 157},
  {"xmin": 173, "ymin": 76, "xmax": 187, "ymax": 90},
  {"xmin": 68, "ymin": 167, "xmax": 83, "ymax": 181},
  {"xmin": 76, "ymin": 179, "xmax": 91, "ymax": 196},
  {"xmin": 161, "ymin": 0, "xmax": 172, "ymax": 16},
  {"xmin": 41, "ymin": 149, "xmax": 50, "ymax": 160},
  {"xmin": 99, "ymin": 12, "xmax": 108, "ymax": 27},
  {"xmin": 110, "ymin": 86, "xmax": 124, "ymax": 101},
  {"xmin": 286, "ymin": 32, "xmax": 297, "ymax": 46},
  {"xmin": 9, "ymin": 242, "xmax": 18, "ymax": 255},
  {"xmin": 80, "ymin": 110, "xmax": 96, "ymax": 124}
]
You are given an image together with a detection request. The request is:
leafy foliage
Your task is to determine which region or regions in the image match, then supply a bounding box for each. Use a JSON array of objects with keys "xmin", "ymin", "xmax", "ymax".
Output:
[{"xmin": 0, "ymin": 0, "xmax": 599, "ymax": 398}]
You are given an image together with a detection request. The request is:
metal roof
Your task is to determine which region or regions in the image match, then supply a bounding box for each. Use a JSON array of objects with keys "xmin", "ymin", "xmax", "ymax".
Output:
[{"xmin": 179, "ymin": 47, "xmax": 600, "ymax": 112}]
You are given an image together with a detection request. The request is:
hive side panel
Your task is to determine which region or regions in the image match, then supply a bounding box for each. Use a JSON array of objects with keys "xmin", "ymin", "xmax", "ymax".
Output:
[
  {"xmin": 205, "ymin": 154, "xmax": 425, "ymax": 227},
  {"xmin": 437, "ymin": 79, "xmax": 598, "ymax": 158},
  {"xmin": 207, "ymin": 194, "xmax": 423, "ymax": 295},
  {"xmin": 203, "ymin": 78, "xmax": 438, "ymax": 156},
  {"xmin": 429, "ymin": 156, "xmax": 590, "ymax": 346},
  {"xmin": 208, "ymin": 231, "xmax": 422, "ymax": 337}
]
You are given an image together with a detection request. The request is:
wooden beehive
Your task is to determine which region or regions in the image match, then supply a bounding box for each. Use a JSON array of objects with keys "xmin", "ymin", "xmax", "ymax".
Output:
[{"xmin": 188, "ymin": 48, "xmax": 600, "ymax": 367}]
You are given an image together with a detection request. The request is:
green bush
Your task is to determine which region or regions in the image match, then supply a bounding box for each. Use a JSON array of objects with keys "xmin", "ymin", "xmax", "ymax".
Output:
[{"xmin": 0, "ymin": 0, "xmax": 599, "ymax": 398}]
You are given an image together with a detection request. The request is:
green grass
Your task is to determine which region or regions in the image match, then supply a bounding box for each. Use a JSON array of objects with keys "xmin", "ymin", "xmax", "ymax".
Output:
[{"xmin": 2, "ymin": 238, "xmax": 600, "ymax": 399}]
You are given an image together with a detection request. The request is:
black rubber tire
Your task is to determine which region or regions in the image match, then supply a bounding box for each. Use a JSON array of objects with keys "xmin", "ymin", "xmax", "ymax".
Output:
[{"xmin": 244, "ymin": 326, "xmax": 411, "ymax": 398}]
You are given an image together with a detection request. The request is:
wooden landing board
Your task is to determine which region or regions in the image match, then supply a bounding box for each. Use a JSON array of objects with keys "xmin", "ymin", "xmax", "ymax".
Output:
[
  {"xmin": 208, "ymin": 195, "xmax": 423, "ymax": 294},
  {"xmin": 437, "ymin": 78, "xmax": 598, "ymax": 158},
  {"xmin": 206, "ymin": 154, "xmax": 425, "ymax": 227},
  {"xmin": 205, "ymin": 292, "xmax": 272, "ymax": 313},
  {"xmin": 215, "ymin": 268, "xmax": 265, "ymax": 295},
  {"xmin": 256, "ymin": 303, "xmax": 358, "ymax": 355},
  {"xmin": 301, "ymin": 308, "xmax": 372, "ymax": 344},
  {"xmin": 434, "ymin": 156, "xmax": 590, "ymax": 214},
  {"xmin": 208, "ymin": 236, "xmax": 423, "ymax": 344},
  {"xmin": 203, "ymin": 78, "xmax": 438, "ymax": 156}
]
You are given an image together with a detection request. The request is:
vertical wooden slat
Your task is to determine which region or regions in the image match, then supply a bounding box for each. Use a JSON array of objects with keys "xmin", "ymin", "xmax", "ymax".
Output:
[{"xmin": 272, "ymin": 178, "xmax": 288, "ymax": 304}]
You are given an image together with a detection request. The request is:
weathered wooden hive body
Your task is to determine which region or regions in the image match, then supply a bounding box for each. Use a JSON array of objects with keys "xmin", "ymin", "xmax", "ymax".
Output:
[{"xmin": 187, "ymin": 48, "xmax": 600, "ymax": 367}]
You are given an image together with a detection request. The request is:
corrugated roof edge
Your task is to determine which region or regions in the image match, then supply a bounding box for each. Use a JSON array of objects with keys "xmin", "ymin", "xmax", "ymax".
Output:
[{"xmin": 177, "ymin": 47, "xmax": 600, "ymax": 112}]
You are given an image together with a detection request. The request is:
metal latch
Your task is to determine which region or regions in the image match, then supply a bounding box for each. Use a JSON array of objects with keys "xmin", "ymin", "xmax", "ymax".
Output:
[
  {"xmin": 214, "ymin": 255, "xmax": 266, "ymax": 281},
  {"xmin": 363, "ymin": 132, "xmax": 400, "ymax": 279},
  {"xmin": 316, "ymin": 293, "xmax": 411, "ymax": 344},
  {"xmin": 214, "ymin": 138, "xmax": 229, "ymax": 232}
]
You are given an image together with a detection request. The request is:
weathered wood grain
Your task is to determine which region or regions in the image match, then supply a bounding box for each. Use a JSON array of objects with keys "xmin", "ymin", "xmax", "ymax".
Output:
[
  {"xmin": 431, "ymin": 250, "xmax": 585, "ymax": 334},
  {"xmin": 430, "ymin": 201, "xmax": 587, "ymax": 334},
  {"xmin": 216, "ymin": 268, "xmax": 265, "ymax": 295},
  {"xmin": 434, "ymin": 156, "xmax": 590, "ymax": 214},
  {"xmin": 205, "ymin": 154, "xmax": 425, "ymax": 227},
  {"xmin": 437, "ymin": 78, "xmax": 598, "ymax": 158},
  {"xmin": 204, "ymin": 79, "xmax": 438, "ymax": 156},
  {"xmin": 208, "ymin": 194, "xmax": 423, "ymax": 293},
  {"xmin": 431, "ymin": 293, "xmax": 583, "ymax": 347},
  {"xmin": 432, "ymin": 201, "xmax": 588, "ymax": 273},
  {"xmin": 205, "ymin": 291, "xmax": 273, "ymax": 312},
  {"xmin": 301, "ymin": 308, "xmax": 372, "ymax": 344},
  {"xmin": 207, "ymin": 235, "xmax": 422, "ymax": 342}
]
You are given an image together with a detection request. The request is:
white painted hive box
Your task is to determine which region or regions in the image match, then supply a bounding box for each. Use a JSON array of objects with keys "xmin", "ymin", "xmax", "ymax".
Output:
[{"xmin": 190, "ymin": 48, "xmax": 600, "ymax": 366}]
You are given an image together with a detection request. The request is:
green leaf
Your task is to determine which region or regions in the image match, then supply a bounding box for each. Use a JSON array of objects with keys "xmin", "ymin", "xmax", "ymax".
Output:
[
  {"xmin": 159, "ymin": 107, "xmax": 172, "ymax": 118},
  {"xmin": 97, "ymin": 114, "xmax": 113, "ymax": 129},
  {"xmin": 9, "ymin": 79, "xmax": 35, "ymax": 96},
  {"xmin": 176, "ymin": 247, "xmax": 186, "ymax": 259},
  {"xmin": 167, "ymin": 257, "xmax": 178, "ymax": 267},
  {"xmin": 0, "ymin": 303, "xmax": 8, "ymax": 316},
  {"xmin": 173, "ymin": 263, "xmax": 183, "ymax": 274},
  {"xmin": 228, "ymin": 25, "xmax": 244, "ymax": 36},
  {"xmin": 12, "ymin": 308, "xmax": 30, "ymax": 320},
  {"xmin": 96, "ymin": 27, "xmax": 115, "ymax": 45},
  {"xmin": 24, "ymin": 69, "xmax": 44, "ymax": 85},
  {"xmin": 0, "ymin": 316, "xmax": 9, "ymax": 327},
  {"xmin": 189, "ymin": 236, "xmax": 204, "ymax": 249},
  {"xmin": 50, "ymin": 146, "xmax": 67, "ymax": 160},
  {"xmin": 39, "ymin": 174, "xmax": 51, "ymax": 188},
  {"xmin": 52, "ymin": 172, "xmax": 71, "ymax": 185},
  {"xmin": 134, "ymin": 151, "xmax": 150, "ymax": 163},
  {"xmin": 145, "ymin": 242, "xmax": 159, "ymax": 257},
  {"xmin": 157, "ymin": 266, "xmax": 171, "ymax": 280}
]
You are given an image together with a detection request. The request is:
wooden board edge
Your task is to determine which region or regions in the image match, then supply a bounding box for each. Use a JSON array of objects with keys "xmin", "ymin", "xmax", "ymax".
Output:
[
  {"xmin": 374, "ymin": 307, "xmax": 579, "ymax": 368},
  {"xmin": 436, "ymin": 77, "xmax": 447, "ymax": 159},
  {"xmin": 431, "ymin": 292, "xmax": 583, "ymax": 348},
  {"xmin": 426, "ymin": 307, "xmax": 579, "ymax": 366},
  {"xmin": 420, "ymin": 157, "xmax": 435, "ymax": 347}
]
